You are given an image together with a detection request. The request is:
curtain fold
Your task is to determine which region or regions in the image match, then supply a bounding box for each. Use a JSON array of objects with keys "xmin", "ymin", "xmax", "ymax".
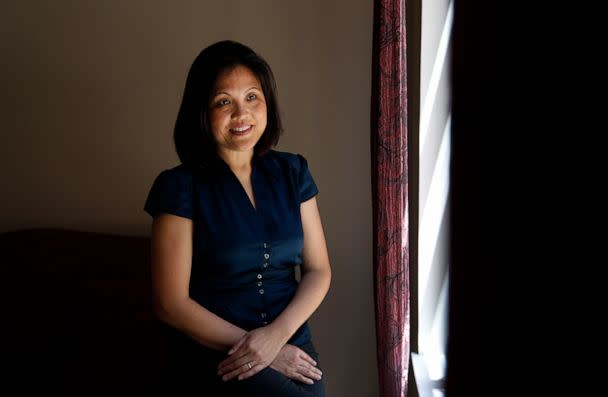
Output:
[{"xmin": 370, "ymin": 0, "xmax": 409, "ymax": 396}]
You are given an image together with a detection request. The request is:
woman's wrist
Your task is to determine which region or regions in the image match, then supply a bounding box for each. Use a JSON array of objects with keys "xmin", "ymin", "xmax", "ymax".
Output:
[{"xmin": 266, "ymin": 320, "xmax": 294, "ymax": 346}]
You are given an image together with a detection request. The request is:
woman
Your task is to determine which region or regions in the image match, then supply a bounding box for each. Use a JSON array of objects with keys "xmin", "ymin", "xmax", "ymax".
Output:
[{"xmin": 144, "ymin": 40, "xmax": 331, "ymax": 396}]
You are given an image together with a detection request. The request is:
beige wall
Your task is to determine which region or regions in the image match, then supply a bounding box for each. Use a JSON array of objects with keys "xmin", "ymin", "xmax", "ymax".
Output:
[{"xmin": 0, "ymin": 1, "xmax": 377, "ymax": 395}]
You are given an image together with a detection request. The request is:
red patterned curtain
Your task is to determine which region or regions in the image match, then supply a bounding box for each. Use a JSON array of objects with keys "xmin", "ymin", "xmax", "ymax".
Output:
[{"xmin": 370, "ymin": 0, "xmax": 409, "ymax": 396}]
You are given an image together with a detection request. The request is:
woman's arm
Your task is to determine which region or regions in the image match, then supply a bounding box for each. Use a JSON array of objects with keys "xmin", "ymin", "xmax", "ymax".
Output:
[
  {"xmin": 150, "ymin": 213, "xmax": 247, "ymax": 351},
  {"xmin": 270, "ymin": 196, "xmax": 332, "ymax": 341},
  {"xmin": 218, "ymin": 196, "xmax": 332, "ymax": 380}
]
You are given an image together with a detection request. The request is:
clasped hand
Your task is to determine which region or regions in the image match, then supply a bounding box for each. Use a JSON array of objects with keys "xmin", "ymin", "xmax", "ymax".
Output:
[{"xmin": 217, "ymin": 326, "xmax": 322, "ymax": 384}]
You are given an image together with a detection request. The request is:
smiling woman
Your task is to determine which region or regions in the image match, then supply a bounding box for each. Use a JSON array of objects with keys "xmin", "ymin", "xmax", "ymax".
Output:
[
  {"xmin": 208, "ymin": 65, "xmax": 268, "ymax": 159},
  {"xmin": 143, "ymin": 40, "xmax": 331, "ymax": 397}
]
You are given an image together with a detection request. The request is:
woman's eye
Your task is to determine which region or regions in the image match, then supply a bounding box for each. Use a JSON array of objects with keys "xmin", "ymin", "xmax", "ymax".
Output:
[
  {"xmin": 247, "ymin": 93, "xmax": 257, "ymax": 101},
  {"xmin": 213, "ymin": 98, "xmax": 230, "ymax": 108}
]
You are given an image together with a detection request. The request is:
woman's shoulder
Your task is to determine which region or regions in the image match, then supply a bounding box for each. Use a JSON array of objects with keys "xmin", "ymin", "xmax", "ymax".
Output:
[
  {"xmin": 144, "ymin": 163, "xmax": 195, "ymax": 218},
  {"xmin": 148, "ymin": 163, "xmax": 195, "ymax": 191},
  {"xmin": 264, "ymin": 150, "xmax": 309, "ymax": 170},
  {"xmin": 264, "ymin": 150, "xmax": 318, "ymax": 200}
]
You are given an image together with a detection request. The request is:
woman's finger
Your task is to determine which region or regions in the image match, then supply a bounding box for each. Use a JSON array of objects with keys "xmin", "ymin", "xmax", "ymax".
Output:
[
  {"xmin": 299, "ymin": 363, "xmax": 322, "ymax": 379},
  {"xmin": 238, "ymin": 362, "xmax": 264, "ymax": 380},
  {"xmin": 222, "ymin": 360, "xmax": 256, "ymax": 381},
  {"xmin": 298, "ymin": 351, "xmax": 317, "ymax": 367},
  {"xmin": 218, "ymin": 353, "xmax": 251, "ymax": 376},
  {"xmin": 293, "ymin": 373, "xmax": 315, "ymax": 385}
]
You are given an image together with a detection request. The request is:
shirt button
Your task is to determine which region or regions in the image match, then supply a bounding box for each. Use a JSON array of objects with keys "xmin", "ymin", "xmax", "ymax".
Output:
[
  {"xmin": 261, "ymin": 313, "xmax": 267, "ymax": 318},
  {"xmin": 259, "ymin": 289, "xmax": 265, "ymax": 294},
  {"xmin": 264, "ymin": 253, "xmax": 270, "ymax": 260},
  {"xmin": 257, "ymin": 281, "xmax": 263, "ymax": 287},
  {"xmin": 263, "ymin": 242, "xmax": 268, "ymax": 249},
  {"xmin": 263, "ymin": 321, "xmax": 268, "ymax": 325},
  {"xmin": 257, "ymin": 274, "xmax": 263, "ymax": 279},
  {"xmin": 263, "ymin": 262, "xmax": 269, "ymax": 268}
]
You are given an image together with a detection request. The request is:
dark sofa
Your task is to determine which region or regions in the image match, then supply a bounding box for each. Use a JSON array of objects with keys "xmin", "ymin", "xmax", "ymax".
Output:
[{"xmin": 0, "ymin": 228, "xmax": 175, "ymax": 395}]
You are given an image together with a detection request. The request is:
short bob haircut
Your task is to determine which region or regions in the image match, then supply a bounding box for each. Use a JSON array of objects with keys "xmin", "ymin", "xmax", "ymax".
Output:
[{"xmin": 173, "ymin": 40, "xmax": 283, "ymax": 168}]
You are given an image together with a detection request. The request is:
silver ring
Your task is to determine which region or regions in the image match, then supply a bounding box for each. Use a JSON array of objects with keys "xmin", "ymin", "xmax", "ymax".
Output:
[{"xmin": 247, "ymin": 362, "xmax": 252, "ymax": 370}]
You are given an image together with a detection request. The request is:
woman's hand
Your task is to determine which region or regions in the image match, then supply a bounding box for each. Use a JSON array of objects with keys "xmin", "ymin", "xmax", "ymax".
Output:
[
  {"xmin": 217, "ymin": 325, "xmax": 287, "ymax": 381},
  {"xmin": 270, "ymin": 344, "xmax": 323, "ymax": 385}
]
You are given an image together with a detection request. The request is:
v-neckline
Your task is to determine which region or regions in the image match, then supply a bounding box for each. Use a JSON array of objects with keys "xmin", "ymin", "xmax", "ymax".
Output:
[
  {"xmin": 239, "ymin": 175, "xmax": 257, "ymax": 213},
  {"xmin": 215, "ymin": 155, "xmax": 261, "ymax": 214},
  {"xmin": 227, "ymin": 164, "xmax": 258, "ymax": 214}
]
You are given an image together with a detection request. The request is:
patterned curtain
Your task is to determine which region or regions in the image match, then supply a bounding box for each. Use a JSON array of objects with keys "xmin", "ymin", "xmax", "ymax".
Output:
[{"xmin": 370, "ymin": 0, "xmax": 409, "ymax": 396}]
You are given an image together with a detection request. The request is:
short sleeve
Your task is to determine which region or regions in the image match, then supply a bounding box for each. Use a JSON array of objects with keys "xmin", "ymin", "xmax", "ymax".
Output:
[
  {"xmin": 143, "ymin": 168, "xmax": 194, "ymax": 219},
  {"xmin": 297, "ymin": 154, "xmax": 319, "ymax": 203}
]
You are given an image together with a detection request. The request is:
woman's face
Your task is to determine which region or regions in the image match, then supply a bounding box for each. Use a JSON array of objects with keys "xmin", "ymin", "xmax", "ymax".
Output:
[{"xmin": 208, "ymin": 65, "xmax": 267, "ymax": 158}]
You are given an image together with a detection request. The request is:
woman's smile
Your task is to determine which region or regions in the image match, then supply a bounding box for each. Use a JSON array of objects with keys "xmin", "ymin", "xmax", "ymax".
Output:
[{"xmin": 229, "ymin": 124, "xmax": 253, "ymax": 135}]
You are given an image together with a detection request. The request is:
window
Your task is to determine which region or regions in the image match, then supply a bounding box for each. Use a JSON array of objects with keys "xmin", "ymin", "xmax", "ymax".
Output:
[{"xmin": 411, "ymin": 1, "xmax": 453, "ymax": 396}]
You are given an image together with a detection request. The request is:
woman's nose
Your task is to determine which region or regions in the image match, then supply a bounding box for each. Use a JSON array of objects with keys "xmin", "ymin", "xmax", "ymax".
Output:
[{"xmin": 232, "ymin": 101, "xmax": 248, "ymax": 118}]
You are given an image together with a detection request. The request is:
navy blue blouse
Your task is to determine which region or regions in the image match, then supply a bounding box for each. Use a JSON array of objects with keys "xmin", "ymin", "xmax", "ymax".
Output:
[{"xmin": 144, "ymin": 150, "xmax": 318, "ymax": 347}]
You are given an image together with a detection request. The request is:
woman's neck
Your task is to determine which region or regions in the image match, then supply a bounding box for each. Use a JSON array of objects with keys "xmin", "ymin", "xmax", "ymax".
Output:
[{"xmin": 218, "ymin": 149, "xmax": 254, "ymax": 174}]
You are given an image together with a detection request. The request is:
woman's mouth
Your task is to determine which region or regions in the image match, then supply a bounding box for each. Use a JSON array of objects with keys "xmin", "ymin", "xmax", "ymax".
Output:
[{"xmin": 229, "ymin": 125, "xmax": 252, "ymax": 135}]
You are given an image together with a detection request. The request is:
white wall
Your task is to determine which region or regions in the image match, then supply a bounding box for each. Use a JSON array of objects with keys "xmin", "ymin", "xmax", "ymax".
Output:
[{"xmin": 0, "ymin": 1, "xmax": 377, "ymax": 395}]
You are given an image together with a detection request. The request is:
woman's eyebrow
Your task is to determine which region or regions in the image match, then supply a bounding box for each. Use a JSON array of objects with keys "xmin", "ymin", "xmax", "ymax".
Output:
[{"xmin": 212, "ymin": 86, "xmax": 261, "ymax": 96}]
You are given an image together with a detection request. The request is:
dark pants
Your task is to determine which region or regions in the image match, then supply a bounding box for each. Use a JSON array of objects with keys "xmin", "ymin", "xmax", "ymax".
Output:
[{"xmin": 162, "ymin": 329, "xmax": 326, "ymax": 397}]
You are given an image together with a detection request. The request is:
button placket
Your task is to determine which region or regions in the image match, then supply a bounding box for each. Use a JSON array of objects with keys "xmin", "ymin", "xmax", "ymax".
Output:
[
  {"xmin": 257, "ymin": 272, "xmax": 264, "ymax": 294},
  {"xmin": 259, "ymin": 242, "xmax": 270, "ymax": 324}
]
